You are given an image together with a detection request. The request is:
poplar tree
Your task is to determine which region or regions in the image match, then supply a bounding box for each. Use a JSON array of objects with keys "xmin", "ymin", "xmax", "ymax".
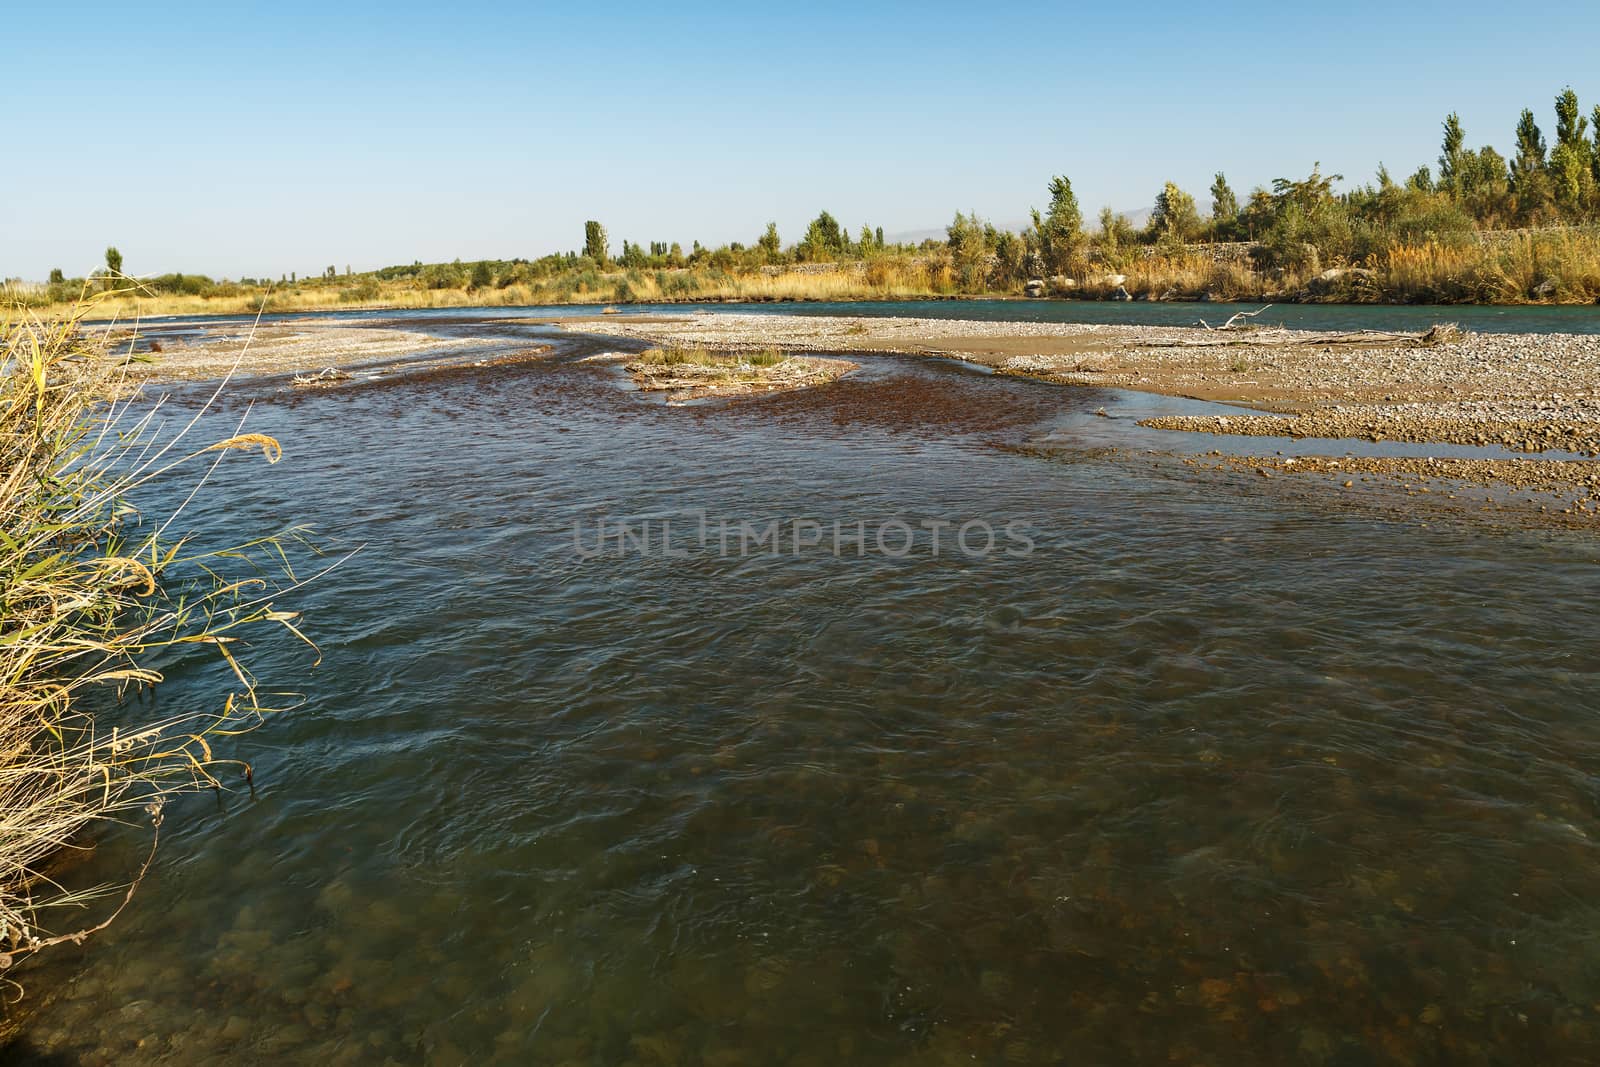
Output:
[
  {"xmin": 583, "ymin": 220, "xmax": 609, "ymax": 265},
  {"xmin": 758, "ymin": 222, "xmax": 781, "ymax": 262},
  {"xmin": 1031, "ymin": 175, "xmax": 1083, "ymax": 275},
  {"xmin": 1512, "ymin": 108, "xmax": 1548, "ymax": 178},
  {"xmin": 1592, "ymin": 105, "xmax": 1600, "ymax": 185},
  {"xmin": 1511, "ymin": 108, "xmax": 1553, "ymax": 222},
  {"xmin": 1438, "ymin": 113, "xmax": 1466, "ymax": 193},
  {"xmin": 1549, "ymin": 89, "xmax": 1593, "ymax": 216},
  {"xmin": 1555, "ymin": 88, "xmax": 1587, "ymax": 152},
  {"xmin": 1151, "ymin": 182, "xmax": 1201, "ymax": 243},
  {"xmin": 1210, "ymin": 173, "xmax": 1239, "ymax": 219}
]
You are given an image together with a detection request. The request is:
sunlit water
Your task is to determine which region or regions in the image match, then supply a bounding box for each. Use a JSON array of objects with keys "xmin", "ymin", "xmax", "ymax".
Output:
[{"xmin": 10, "ymin": 320, "xmax": 1600, "ymax": 1065}]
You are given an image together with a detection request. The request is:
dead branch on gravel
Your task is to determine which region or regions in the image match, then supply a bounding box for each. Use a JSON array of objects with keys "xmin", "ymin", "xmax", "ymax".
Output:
[{"xmin": 1196, "ymin": 305, "xmax": 1275, "ymax": 331}]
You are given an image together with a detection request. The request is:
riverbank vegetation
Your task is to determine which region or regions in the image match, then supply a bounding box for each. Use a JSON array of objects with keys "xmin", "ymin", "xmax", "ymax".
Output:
[
  {"xmin": 9, "ymin": 88, "xmax": 1600, "ymax": 315},
  {"xmin": 624, "ymin": 346, "xmax": 852, "ymax": 400},
  {"xmin": 0, "ymin": 302, "xmax": 310, "ymax": 989}
]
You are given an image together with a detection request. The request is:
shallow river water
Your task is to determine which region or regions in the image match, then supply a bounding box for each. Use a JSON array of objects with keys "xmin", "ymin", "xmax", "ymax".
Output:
[{"xmin": 10, "ymin": 319, "xmax": 1600, "ymax": 1065}]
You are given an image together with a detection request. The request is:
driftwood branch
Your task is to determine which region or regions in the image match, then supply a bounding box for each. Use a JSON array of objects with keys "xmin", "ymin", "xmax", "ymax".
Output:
[{"xmin": 1196, "ymin": 304, "xmax": 1275, "ymax": 331}]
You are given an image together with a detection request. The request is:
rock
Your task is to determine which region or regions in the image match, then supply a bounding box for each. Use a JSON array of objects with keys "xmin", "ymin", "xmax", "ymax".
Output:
[
  {"xmin": 119, "ymin": 999, "xmax": 155, "ymax": 1021},
  {"xmin": 1110, "ymin": 286, "xmax": 1132, "ymax": 301},
  {"xmin": 1023, "ymin": 279, "xmax": 1046, "ymax": 298},
  {"xmin": 220, "ymin": 1015, "xmax": 251, "ymax": 1042},
  {"xmin": 1534, "ymin": 278, "xmax": 1558, "ymax": 298},
  {"xmin": 1048, "ymin": 275, "xmax": 1077, "ymax": 293},
  {"xmin": 1308, "ymin": 266, "xmax": 1377, "ymax": 295}
]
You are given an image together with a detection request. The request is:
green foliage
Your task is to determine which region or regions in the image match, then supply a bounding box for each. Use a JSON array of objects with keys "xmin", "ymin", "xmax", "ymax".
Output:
[
  {"xmin": 1513, "ymin": 109, "xmax": 1547, "ymax": 176},
  {"xmin": 1210, "ymin": 173, "xmax": 1240, "ymax": 227},
  {"xmin": 946, "ymin": 211, "xmax": 993, "ymax": 289},
  {"xmin": 799, "ymin": 211, "xmax": 844, "ymax": 261},
  {"xmin": 103, "ymin": 246, "xmax": 122, "ymax": 277},
  {"xmin": 1555, "ymin": 88, "xmax": 1588, "ymax": 152},
  {"xmin": 583, "ymin": 220, "xmax": 609, "ymax": 265},
  {"xmin": 1550, "ymin": 141, "xmax": 1593, "ymax": 215},
  {"xmin": 148, "ymin": 272, "xmax": 215, "ymax": 296},
  {"xmin": 1593, "ymin": 105, "xmax": 1600, "ymax": 184},
  {"xmin": 1455, "ymin": 145, "xmax": 1511, "ymax": 226},
  {"xmin": 1347, "ymin": 182, "xmax": 1476, "ymax": 256},
  {"xmin": 1089, "ymin": 206, "xmax": 1138, "ymax": 270},
  {"xmin": 422, "ymin": 262, "xmax": 468, "ymax": 289},
  {"xmin": 1512, "ymin": 109, "xmax": 1554, "ymax": 223},
  {"xmin": 47, "ymin": 268, "xmax": 64, "ymax": 284},
  {"xmin": 339, "ymin": 279, "xmax": 382, "ymax": 302},
  {"xmin": 1150, "ymin": 182, "xmax": 1202, "ymax": 245},
  {"xmin": 1439, "ymin": 112, "xmax": 1466, "ymax": 191},
  {"xmin": 990, "ymin": 228, "xmax": 1025, "ymax": 287},
  {"xmin": 1246, "ymin": 165, "xmax": 1352, "ymax": 268},
  {"xmin": 1032, "ymin": 175, "xmax": 1083, "ymax": 276}
]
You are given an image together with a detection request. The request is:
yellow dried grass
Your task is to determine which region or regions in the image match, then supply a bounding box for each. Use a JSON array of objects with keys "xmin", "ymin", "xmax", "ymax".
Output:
[{"xmin": 0, "ymin": 295, "xmax": 323, "ymax": 983}]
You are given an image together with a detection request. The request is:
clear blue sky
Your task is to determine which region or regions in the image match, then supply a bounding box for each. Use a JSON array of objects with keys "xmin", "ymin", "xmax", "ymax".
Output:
[{"xmin": 5, "ymin": 1, "xmax": 1598, "ymax": 280}]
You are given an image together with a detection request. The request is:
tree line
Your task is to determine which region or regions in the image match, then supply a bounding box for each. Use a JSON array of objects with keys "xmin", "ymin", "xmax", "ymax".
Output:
[{"xmin": 22, "ymin": 86, "xmax": 1599, "ymax": 306}]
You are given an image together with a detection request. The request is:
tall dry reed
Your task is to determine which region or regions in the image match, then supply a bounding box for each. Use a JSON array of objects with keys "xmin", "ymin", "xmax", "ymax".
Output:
[{"xmin": 0, "ymin": 295, "xmax": 317, "ymax": 984}]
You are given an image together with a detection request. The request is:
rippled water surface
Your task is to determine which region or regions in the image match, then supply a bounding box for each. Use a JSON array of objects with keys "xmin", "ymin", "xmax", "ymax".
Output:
[{"xmin": 11, "ymin": 324, "xmax": 1600, "ymax": 1065}]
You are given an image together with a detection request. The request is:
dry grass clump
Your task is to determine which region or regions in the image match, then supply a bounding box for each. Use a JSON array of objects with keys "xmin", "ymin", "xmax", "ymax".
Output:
[
  {"xmin": 630, "ymin": 346, "xmax": 788, "ymax": 376},
  {"xmin": 624, "ymin": 346, "xmax": 853, "ymax": 400},
  {"xmin": 633, "ymin": 346, "xmax": 720, "ymax": 368},
  {"xmin": 0, "ymin": 298, "xmax": 316, "ymax": 980},
  {"xmin": 1419, "ymin": 323, "xmax": 1465, "ymax": 346},
  {"xmin": 744, "ymin": 347, "xmax": 786, "ymax": 367}
]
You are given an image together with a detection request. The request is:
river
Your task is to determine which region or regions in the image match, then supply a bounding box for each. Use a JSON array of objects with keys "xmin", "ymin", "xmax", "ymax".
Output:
[{"xmin": 10, "ymin": 309, "xmax": 1600, "ymax": 1065}]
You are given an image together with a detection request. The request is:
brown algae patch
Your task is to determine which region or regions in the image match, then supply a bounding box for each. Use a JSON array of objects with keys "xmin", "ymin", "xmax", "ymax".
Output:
[{"xmin": 624, "ymin": 347, "xmax": 856, "ymax": 402}]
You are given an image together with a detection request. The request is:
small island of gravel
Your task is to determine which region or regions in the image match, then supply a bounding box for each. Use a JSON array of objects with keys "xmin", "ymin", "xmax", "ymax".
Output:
[
  {"xmin": 621, "ymin": 346, "xmax": 857, "ymax": 402},
  {"xmin": 570, "ymin": 310, "xmax": 1600, "ymax": 513}
]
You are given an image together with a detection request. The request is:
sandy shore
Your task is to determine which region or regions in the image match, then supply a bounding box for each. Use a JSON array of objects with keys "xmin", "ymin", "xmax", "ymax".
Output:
[{"xmin": 570, "ymin": 312, "xmax": 1600, "ymax": 509}]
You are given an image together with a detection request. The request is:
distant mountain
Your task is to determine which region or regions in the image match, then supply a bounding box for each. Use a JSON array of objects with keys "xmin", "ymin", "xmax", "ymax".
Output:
[
  {"xmin": 1109, "ymin": 207, "xmax": 1153, "ymax": 231},
  {"xmin": 886, "ymin": 208, "xmax": 1150, "ymax": 245}
]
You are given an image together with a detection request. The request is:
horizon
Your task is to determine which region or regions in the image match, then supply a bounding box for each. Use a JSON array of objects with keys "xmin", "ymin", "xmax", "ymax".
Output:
[{"xmin": 7, "ymin": 1, "xmax": 1599, "ymax": 281}]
